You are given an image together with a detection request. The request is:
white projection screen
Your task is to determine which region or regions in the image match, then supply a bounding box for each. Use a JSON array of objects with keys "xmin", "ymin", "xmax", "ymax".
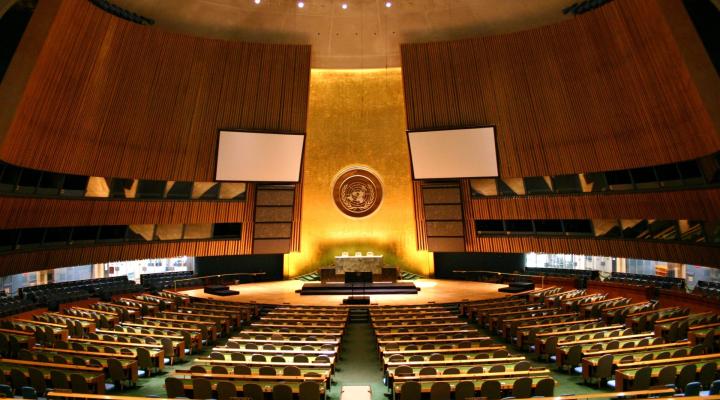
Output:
[
  {"xmin": 215, "ymin": 131, "xmax": 305, "ymax": 182},
  {"xmin": 408, "ymin": 127, "xmax": 499, "ymax": 179}
]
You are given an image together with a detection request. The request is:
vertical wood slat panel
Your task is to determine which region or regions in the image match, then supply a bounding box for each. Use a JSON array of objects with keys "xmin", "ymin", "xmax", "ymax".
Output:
[
  {"xmin": 1, "ymin": 0, "xmax": 311, "ymax": 182},
  {"xmin": 291, "ymin": 177, "xmax": 303, "ymax": 252},
  {"xmin": 466, "ymin": 188, "xmax": 720, "ymax": 221},
  {"xmin": 400, "ymin": 0, "xmax": 720, "ymax": 177},
  {"xmin": 471, "ymin": 236, "xmax": 719, "ymax": 268},
  {"xmin": 0, "ymin": 197, "xmax": 250, "ymax": 229},
  {"xmin": 0, "ymin": 239, "xmax": 251, "ymax": 276},
  {"xmin": 412, "ymin": 181, "xmax": 428, "ymax": 251}
]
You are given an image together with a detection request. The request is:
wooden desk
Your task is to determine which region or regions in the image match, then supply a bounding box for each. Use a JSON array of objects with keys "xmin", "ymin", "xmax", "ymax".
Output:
[
  {"xmin": 11, "ymin": 319, "xmax": 69, "ymax": 341},
  {"xmin": 229, "ymin": 338, "xmax": 340, "ymax": 346},
  {"xmin": 393, "ymin": 369, "xmax": 550, "ymax": 382},
  {"xmin": 375, "ymin": 329, "xmax": 478, "ymax": 338},
  {"xmin": 614, "ymin": 358, "xmax": 720, "ymax": 392},
  {"xmin": 0, "ymin": 358, "xmax": 106, "ymax": 394},
  {"xmin": 31, "ymin": 346, "xmax": 139, "ymax": 383},
  {"xmin": 381, "ymin": 346, "xmax": 503, "ymax": 356},
  {"xmin": 515, "ymin": 318, "xmax": 598, "ymax": 349},
  {"xmin": 211, "ymin": 347, "xmax": 337, "ymax": 356},
  {"xmin": 385, "ymin": 356, "xmax": 525, "ymax": 369}
]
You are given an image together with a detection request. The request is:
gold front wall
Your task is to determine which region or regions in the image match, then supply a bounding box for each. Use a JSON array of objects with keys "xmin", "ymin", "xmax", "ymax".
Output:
[{"xmin": 285, "ymin": 68, "xmax": 433, "ymax": 277}]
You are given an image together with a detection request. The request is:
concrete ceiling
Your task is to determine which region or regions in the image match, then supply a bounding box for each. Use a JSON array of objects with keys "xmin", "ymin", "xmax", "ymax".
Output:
[{"xmin": 112, "ymin": 0, "xmax": 575, "ymax": 68}]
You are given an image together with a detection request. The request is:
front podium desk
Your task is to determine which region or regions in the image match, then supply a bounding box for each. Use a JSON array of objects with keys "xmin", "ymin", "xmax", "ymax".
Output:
[{"xmin": 334, "ymin": 253, "xmax": 383, "ymax": 275}]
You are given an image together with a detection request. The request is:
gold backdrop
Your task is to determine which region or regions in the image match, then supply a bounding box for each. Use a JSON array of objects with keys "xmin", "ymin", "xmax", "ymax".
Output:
[{"xmin": 284, "ymin": 68, "xmax": 433, "ymax": 277}]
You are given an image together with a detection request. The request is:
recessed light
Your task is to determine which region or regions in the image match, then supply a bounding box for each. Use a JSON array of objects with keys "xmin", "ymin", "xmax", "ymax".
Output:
[
  {"xmin": 385, "ymin": 1, "xmax": 392, "ymax": 7},
  {"xmin": 253, "ymin": 0, "xmax": 261, "ymax": 4},
  {"xmin": 341, "ymin": 3, "xmax": 348, "ymax": 9},
  {"xmin": 297, "ymin": 1, "xmax": 304, "ymax": 8}
]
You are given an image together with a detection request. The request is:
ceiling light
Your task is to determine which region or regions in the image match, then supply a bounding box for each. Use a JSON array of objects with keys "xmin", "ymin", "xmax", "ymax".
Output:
[
  {"xmin": 385, "ymin": 1, "xmax": 392, "ymax": 7},
  {"xmin": 253, "ymin": 0, "xmax": 260, "ymax": 4},
  {"xmin": 297, "ymin": 1, "xmax": 304, "ymax": 8},
  {"xmin": 341, "ymin": 3, "xmax": 348, "ymax": 9}
]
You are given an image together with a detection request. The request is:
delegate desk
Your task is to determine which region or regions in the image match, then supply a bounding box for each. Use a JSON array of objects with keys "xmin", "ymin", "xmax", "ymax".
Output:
[
  {"xmin": 0, "ymin": 358, "xmax": 106, "ymax": 394},
  {"xmin": 613, "ymin": 353, "xmax": 720, "ymax": 391},
  {"xmin": 392, "ymin": 376, "xmax": 553, "ymax": 400}
]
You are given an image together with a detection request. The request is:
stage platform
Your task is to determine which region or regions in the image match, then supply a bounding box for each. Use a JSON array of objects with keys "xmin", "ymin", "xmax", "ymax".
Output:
[
  {"xmin": 181, "ymin": 279, "xmax": 507, "ymax": 306},
  {"xmin": 298, "ymin": 282, "xmax": 419, "ymax": 295}
]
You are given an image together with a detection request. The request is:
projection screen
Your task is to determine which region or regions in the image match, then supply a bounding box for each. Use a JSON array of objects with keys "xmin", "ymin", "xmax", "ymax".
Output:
[
  {"xmin": 408, "ymin": 127, "xmax": 498, "ymax": 179},
  {"xmin": 215, "ymin": 131, "xmax": 305, "ymax": 182}
]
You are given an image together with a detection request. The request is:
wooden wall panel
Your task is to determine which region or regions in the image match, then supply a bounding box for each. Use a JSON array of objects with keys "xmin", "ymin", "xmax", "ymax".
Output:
[
  {"xmin": 0, "ymin": 197, "xmax": 248, "ymax": 229},
  {"xmin": 0, "ymin": 239, "xmax": 251, "ymax": 276},
  {"xmin": 464, "ymin": 185, "xmax": 720, "ymax": 221},
  {"xmin": 466, "ymin": 236, "xmax": 720, "ymax": 268},
  {"xmin": 401, "ymin": 0, "xmax": 720, "ymax": 176},
  {"xmin": 0, "ymin": 0, "xmax": 310, "ymax": 181}
]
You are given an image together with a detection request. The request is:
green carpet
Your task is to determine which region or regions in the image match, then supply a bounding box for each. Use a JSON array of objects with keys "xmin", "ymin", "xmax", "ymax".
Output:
[{"xmin": 327, "ymin": 322, "xmax": 389, "ymax": 400}]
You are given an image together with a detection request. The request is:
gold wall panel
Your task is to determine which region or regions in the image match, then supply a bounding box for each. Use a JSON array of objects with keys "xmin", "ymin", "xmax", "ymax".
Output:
[{"xmin": 285, "ymin": 68, "xmax": 432, "ymax": 277}]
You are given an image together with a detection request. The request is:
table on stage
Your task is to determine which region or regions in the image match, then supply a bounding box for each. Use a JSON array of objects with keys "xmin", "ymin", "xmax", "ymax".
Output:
[{"xmin": 334, "ymin": 253, "xmax": 383, "ymax": 275}]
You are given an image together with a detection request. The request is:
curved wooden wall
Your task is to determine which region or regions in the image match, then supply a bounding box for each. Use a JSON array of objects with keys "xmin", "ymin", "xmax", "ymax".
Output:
[
  {"xmin": 0, "ymin": 239, "xmax": 252, "ymax": 275},
  {"xmin": 0, "ymin": 0, "xmax": 308, "ymax": 275},
  {"xmin": 0, "ymin": 0, "xmax": 310, "ymax": 181},
  {"xmin": 464, "ymin": 187, "xmax": 720, "ymax": 221},
  {"xmin": 0, "ymin": 197, "xmax": 250, "ymax": 229},
  {"xmin": 401, "ymin": 0, "xmax": 720, "ymax": 177},
  {"xmin": 466, "ymin": 236, "xmax": 719, "ymax": 268}
]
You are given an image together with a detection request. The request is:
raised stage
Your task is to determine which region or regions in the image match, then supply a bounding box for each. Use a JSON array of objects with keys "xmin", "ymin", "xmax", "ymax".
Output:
[
  {"xmin": 181, "ymin": 279, "xmax": 507, "ymax": 306},
  {"xmin": 297, "ymin": 282, "xmax": 419, "ymax": 295}
]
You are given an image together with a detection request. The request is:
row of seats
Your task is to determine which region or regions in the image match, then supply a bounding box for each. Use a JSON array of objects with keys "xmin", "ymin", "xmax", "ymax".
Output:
[
  {"xmin": 524, "ymin": 268, "xmax": 597, "ymax": 279},
  {"xmin": 19, "ymin": 276, "xmax": 144, "ymax": 305},
  {"xmin": 168, "ymin": 302, "xmax": 345, "ymax": 399},
  {"xmin": 371, "ymin": 298, "xmax": 556, "ymax": 400},
  {"xmin": 481, "ymin": 287, "xmax": 720, "ymax": 396},
  {"xmin": 606, "ymin": 272, "xmax": 685, "ymax": 289},
  {"xmin": 0, "ymin": 295, "xmax": 35, "ymax": 317},
  {"xmin": 0, "ymin": 291, "xmax": 250, "ymax": 398},
  {"xmin": 140, "ymin": 271, "xmax": 195, "ymax": 290}
]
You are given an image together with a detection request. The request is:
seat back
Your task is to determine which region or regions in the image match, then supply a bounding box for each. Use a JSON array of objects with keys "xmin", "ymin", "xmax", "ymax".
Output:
[
  {"xmin": 70, "ymin": 373, "xmax": 90, "ymax": 394},
  {"xmin": 164, "ymin": 377, "xmax": 185, "ymax": 398},
  {"xmin": 283, "ymin": 366, "xmax": 301, "ymax": 376},
  {"xmin": 27, "ymin": 368, "xmax": 46, "ymax": 395},
  {"xmin": 259, "ymin": 366, "xmax": 276, "ymax": 376},
  {"xmin": 234, "ymin": 365, "xmax": 252, "ymax": 375},
  {"xmin": 480, "ymin": 380, "xmax": 502, "ymax": 400},
  {"xmin": 632, "ymin": 366, "xmax": 652, "ymax": 390},
  {"xmin": 50, "ymin": 370, "xmax": 69, "ymax": 390},
  {"xmin": 454, "ymin": 381, "xmax": 475, "ymax": 400},
  {"xmin": 192, "ymin": 378, "xmax": 212, "ymax": 399},
  {"xmin": 700, "ymin": 362, "xmax": 718, "ymax": 388},
  {"xmin": 535, "ymin": 378, "xmax": 555, "ymax": 397},
  {"xmin": 512, "ymin": 377, "xmax": 533, "ymax": 398},
  {"xmin": 10, "ymin": 368, "xmax": 27, "ymax": 392},
  {"xmin": 298, "ymin": 381, "xmax": 320, "ymax": 400},
  {"xmin": 272, "ymin": 384, "xmax": 293, "ymax": 400},
  {"xmin": 430, "ymin": 381, "xmax": 450, "ymax": 400},
  {"xmin": 211, "ymin": 365, "xmax": 228, "ymax": 375},
  {"xmin": 215, "ymin": 381, "xmax": 236, "ymax": 400},
  {"xmin": 657, "ymin": 365, "xmax": 677, "ymax": 386},
  {"xmin": 399, "ymin": 381, "xmax": 421, "ymax": 400},
  {"xmin": 677, "ymin": 364, "xmax": 698, "ymax": 390},
  {"xmin": 242, "ymin": 383, "xmax": 264, "ymax": 400}
]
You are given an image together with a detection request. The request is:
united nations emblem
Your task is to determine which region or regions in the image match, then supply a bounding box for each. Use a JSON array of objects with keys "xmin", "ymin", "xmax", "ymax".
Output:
[{"xmin": 332, "ymin": 168, "xmax": 383, "ymax": 217}]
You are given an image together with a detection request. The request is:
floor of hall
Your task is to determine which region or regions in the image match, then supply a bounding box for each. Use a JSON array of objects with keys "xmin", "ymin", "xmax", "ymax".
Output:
[{"xmin": 122, "ymin": 314, "xmax": 613, "ymax": 400}]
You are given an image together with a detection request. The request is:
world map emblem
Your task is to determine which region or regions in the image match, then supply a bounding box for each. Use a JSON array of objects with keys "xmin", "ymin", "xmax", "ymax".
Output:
[{"xmin": 332, "ymin": 168, "xmax": 383, "ymax": 217}]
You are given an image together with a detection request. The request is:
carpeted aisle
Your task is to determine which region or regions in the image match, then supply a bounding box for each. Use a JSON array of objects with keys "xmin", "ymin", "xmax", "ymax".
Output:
[{"xmin": 327, "ymin": 321, "xmax": 389, "ymax": 400}]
